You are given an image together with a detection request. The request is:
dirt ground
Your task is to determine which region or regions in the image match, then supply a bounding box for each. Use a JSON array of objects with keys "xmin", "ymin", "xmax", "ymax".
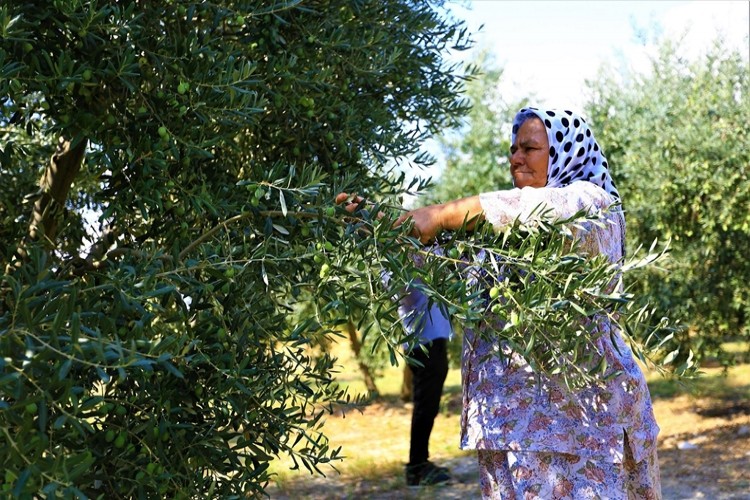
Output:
[{"xmin": 266, "ymin": 396, "xmax": 750, "ymax": 500}]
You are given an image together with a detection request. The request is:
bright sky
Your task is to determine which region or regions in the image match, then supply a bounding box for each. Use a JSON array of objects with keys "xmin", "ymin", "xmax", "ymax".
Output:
[
  {"xmin": 402, "ymin": 0, "xmax": 749, "ymax": 195},
  {"xmin": 447, "ymin": 0, "xmax": 750, "ymax": 111}
]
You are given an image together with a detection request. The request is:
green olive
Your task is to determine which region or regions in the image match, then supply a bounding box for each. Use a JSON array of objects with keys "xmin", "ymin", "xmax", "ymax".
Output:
[
  {"xmin": 510, "ymin": 311, "xmax": 520, "ymax": 326},
  {"xmin": 319, "ymin": 263, "xmax": 330, "ymax": 279},
  {"xmin": 114, "ymin": 432, "xmax": 126, "ymax": 448}
]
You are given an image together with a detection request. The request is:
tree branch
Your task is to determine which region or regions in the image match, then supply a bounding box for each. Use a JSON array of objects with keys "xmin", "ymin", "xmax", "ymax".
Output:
[{"xmin": 8, "ymin": 136, "xmax": 87, "ymax": 270}]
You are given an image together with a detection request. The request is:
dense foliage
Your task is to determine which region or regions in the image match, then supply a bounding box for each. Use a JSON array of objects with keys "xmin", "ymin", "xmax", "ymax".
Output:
[
  {"xmin": 0, "ymin": 1, "xmax": 473, "ymax": 497},
  {"xmin": 585, "ymin": 37, "xmax": 750, "ymax": 362}
]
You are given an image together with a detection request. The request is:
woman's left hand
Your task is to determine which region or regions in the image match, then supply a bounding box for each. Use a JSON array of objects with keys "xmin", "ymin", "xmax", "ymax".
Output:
[
  {"xmin": 334, "ymin": 192, "xmax": 384, "ymax": 217},
  {"xmin": 394, "ymin": 205, "xmax": 445, "ymax": 244}
]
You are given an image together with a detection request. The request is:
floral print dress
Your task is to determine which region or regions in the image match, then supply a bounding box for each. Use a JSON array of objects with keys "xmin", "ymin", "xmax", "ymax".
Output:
[{"xmin": 461, "ymin": 181, "xmax": 661, "ymax": 499}]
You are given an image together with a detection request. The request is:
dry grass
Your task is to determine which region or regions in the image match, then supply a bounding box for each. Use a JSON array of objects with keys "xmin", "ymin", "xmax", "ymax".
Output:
[{"xmin": 267, "ymin": 338, "xmax": 750, "ymax": 497}]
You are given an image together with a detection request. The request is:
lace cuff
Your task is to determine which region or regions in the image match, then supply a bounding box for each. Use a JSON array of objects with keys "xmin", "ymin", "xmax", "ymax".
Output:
[{"xmin": 478, "ymin": 182, "xmax": 614, "ymax": 231}]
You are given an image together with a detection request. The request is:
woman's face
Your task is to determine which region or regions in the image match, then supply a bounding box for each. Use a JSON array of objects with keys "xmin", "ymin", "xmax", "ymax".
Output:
[{"xmin": 510, "ymin": 117, "xmax": 549, "ymax": 188}]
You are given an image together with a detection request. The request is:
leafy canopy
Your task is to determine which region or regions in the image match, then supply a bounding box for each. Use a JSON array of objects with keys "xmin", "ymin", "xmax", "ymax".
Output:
[
  {"xmin": 585, "ymin": 35, "xmax": 750, "ymax": 362},
  {"xmin": 0, "ymin": 1, "xmax": 473, "ymax": 497}
]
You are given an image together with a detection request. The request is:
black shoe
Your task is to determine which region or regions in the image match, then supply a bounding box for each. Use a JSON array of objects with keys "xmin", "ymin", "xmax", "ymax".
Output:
[{"xmin": 405, "ymin": 461, "xmax": 452, "ymax": 486}]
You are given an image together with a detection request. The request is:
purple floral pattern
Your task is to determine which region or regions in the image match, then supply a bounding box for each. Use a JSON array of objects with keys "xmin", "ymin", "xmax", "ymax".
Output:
[
  {"xmin": 462, "ymin": 182, "xmax": 661, "ymax": 496},
  {"xmin": 477, "ymin": 447, "xmax": 661, "ymax": 499}
]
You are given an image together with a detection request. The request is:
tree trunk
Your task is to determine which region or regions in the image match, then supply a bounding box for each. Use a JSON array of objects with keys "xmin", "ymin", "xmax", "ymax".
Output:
[
  {"xmin": 345, "ymin": 319, "xmax": 379, "ymax": 396},
  {"xmin": 13, "ymin": 136, "xmax": 87, "ymax": 265}
]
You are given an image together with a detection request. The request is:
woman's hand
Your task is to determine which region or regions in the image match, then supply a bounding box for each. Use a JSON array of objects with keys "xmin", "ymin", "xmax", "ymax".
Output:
[
  {"xmin": 334, "ymin": 192, "xmax": 385, "ymax": 218},
  {"xmin": 395, "ymin": 205, "xmax": 445, "ymax": 244}
]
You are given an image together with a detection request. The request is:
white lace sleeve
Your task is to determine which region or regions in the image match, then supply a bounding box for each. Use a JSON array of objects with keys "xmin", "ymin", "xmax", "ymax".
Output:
[{"xmin": 479, "ymin": 182, "xmax": 624, "ymax": 261}]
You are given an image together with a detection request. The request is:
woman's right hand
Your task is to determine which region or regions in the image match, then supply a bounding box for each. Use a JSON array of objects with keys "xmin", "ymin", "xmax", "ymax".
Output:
[{"xmin": 335, "ymin": 192, "xmax": 442, "ymax": 243}]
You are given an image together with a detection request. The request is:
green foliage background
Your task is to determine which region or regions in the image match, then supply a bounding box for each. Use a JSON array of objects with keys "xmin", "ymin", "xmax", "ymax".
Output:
[
  {"xmin": 421, "ymin": 49, "xmax": 526, "ymax": 206},
  {"xmin": 585, "ymin": 36, "xmax": 750, "ymax": 362}
]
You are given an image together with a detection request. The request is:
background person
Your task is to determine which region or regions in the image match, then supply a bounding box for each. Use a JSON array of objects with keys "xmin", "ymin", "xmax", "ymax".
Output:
[{"xmin": 397, "ymin": 286, "xmax": 453, "ymax": 486}]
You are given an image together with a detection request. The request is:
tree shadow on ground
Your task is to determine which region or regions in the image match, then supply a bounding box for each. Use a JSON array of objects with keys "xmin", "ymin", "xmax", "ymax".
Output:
[{"xmin": 659, "ymin": 422, "xmax": 750, "ymax": 499}]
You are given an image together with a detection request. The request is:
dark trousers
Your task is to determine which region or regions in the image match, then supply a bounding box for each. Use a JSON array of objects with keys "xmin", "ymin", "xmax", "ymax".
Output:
[{"xmin": 407, "ymin": 338, "xmax": 449, "ymax": 466}]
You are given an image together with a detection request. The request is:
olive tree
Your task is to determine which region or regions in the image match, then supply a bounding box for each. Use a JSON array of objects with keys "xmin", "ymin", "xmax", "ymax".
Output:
[
  {"xmin": 0, "ymin": 1, "xmax": 473, "ymax": 497},
  {"xmin": 585, "ymin": 36, "xmax": 750, "ymax": 362}
]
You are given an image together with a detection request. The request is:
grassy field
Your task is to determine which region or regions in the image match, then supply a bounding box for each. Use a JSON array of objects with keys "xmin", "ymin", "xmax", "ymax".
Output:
[{"xmin": 267, "ymin": 338, "xmax": 750, "ymax": 497}]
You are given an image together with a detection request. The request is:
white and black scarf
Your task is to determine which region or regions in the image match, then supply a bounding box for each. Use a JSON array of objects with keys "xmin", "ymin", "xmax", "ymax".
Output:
[{"xmin": 512, "ymin": 107, "xmax": 620, "ymax": 200}]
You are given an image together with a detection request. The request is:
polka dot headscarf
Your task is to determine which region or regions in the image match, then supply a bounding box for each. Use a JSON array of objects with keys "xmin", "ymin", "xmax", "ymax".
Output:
[{"xmin": 512, "ymin": 107, "xmax": 620, "ymax": 200}]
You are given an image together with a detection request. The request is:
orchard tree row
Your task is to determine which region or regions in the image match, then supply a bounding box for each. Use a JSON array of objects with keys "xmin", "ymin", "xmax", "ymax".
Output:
[{"xmin": 585, "ymin": 37, "xmax": 750, "ymax": 363}]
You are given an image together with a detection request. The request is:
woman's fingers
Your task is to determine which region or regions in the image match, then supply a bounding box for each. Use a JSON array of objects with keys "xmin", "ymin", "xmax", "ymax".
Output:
[
  {"xmin": 334, "ymin": 192, "xmax": 360, "ymax": 214},
  {"xmin": 393, "ymin": 213, "xmax": 409, "ymax": 228},
  {"xmin": 335, "ymin": 192, "xmax": 350, "ymax": 204},
  {"xmin": 334, "ymin": 192, "xmax": 386, "ymax": 216}
]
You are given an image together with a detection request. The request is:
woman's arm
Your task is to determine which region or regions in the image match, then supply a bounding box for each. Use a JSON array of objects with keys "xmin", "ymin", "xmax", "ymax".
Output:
[
  {"xmin": 335, "ymin": 192, "xmax": 484, "ymax": 244},
  {"xmin": 396, "ymin": 195, "xmax": 484, "ymax": 243},
  {"xmin": 336, "ymin": 182, "xmax": 614, "ymax": 244}
]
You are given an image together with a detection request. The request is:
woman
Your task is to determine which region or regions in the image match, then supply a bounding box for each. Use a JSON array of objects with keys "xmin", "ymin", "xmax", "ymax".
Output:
[
  {"xmin": 340, "ymin": 107, "xmax": 661, "ymax": 498},
  {"xmin": 407, "ymin": 107, "xmax": 660, "ymax": 499}
]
